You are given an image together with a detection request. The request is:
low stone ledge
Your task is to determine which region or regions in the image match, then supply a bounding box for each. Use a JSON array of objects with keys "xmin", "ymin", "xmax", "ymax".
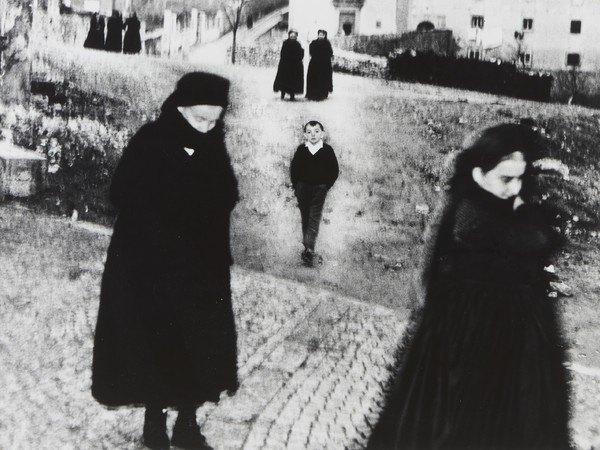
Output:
[{"xmin": 0, "ymin": 141, "xmax": 48, "ymax": 201}]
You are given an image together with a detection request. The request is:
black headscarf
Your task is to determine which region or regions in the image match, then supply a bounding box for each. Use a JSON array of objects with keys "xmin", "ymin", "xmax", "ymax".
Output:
[
  {"xmin": 161, "ymin": 72, "xmax": 230, "ymax": 111},
  {"xmin": 157, "ymin": 72, "xmax": 239, "ymax": 210}
]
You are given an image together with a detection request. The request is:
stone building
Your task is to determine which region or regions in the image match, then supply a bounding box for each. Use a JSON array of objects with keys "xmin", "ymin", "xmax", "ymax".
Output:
[
  {"xmin": 406, "ymin": 0, "xmax": 600, "ymax": 71},
  {"xmin": 290, "ymin": 0, "xmax": 600, "ymax": 71},
  {"xmin": 289, "ymin": 0, "xmax": 411, "ymax": 42}
]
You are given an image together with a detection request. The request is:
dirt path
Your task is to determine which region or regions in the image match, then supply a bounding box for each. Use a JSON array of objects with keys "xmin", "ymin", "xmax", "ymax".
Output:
[{"xmin": 7, "ymin": 51, "xmax": 600, "ymax": 447}]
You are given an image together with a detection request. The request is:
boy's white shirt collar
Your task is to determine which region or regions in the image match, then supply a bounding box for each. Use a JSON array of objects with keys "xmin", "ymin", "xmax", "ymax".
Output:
[{"xmin": 305, "ymin": 140, "xmax": 324, "ymax": 155}]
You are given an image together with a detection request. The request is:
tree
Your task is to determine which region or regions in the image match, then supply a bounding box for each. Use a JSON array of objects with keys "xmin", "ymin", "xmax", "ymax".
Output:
[
  {"xmin": 220, "ymin": 0, "xmax": 252, "ymax": 64},
  {"xmin": 567, "ymin": 65, "xmax": 586, "ymax": 105}
]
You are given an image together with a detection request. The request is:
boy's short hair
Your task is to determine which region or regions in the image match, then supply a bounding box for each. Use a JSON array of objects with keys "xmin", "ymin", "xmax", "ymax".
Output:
[{"xmin": 304, "ymin": 120, "xmax": 324, "ymax": 132}]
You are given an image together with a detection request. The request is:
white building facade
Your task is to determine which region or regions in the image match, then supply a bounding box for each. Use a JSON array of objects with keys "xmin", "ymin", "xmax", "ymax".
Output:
[
  {"xmin": 289, "ymin": 0, "xmax": 403, "ymax": 43},
  {"xmin": 290, "ymin": 0, "xmax": 600, "ymax": 71}
]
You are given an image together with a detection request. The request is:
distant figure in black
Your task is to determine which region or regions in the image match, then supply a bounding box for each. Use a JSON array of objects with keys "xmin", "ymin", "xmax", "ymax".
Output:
[
  {"xmin": 83, "ymin": 13, "xmax": 98, "ymax": 48},
  {"xmin": 367, "ymin": 123, "xmax": 572, "ymax": 450},
  {"xmin": 105, "ymin": 10, "xmax": 123, "ymax": 52},
  {"xmin": 123, "ymin": 12, "xmax": 142, "ymax": 54},
  {"xmin": 290, "ymin": 120, "xmax": 339, "ymax": 266},
  {"xmin": 273, "ymin": 29, "xmax": 304, "ymax": 101},
  {"xmin": 83, "ymin": 13, "xmax": 105, "ymax": 49},
  {"xmin": 96, "ymin": 16, "xmax": 106, "ymax": 48},
  {"xmin": 306, "ymin": 29, "xmax": 333, "ymax": 100},
  {"xmin": 92, "ymin": 72, "xmax": 240, "ymax": 450}
]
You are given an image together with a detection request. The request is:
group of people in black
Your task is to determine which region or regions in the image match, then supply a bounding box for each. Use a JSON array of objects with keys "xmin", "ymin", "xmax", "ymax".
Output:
[
  {"xmin": 273, "ymin": 29, "xmax": 334, "ymax": 101},
  {"xmin": 84, "ymin": 10, "xmax": 141, "ymax": 54},
  {"xmin": 90, "ymin": 31, "xmax": 574, "ymax": 448}
]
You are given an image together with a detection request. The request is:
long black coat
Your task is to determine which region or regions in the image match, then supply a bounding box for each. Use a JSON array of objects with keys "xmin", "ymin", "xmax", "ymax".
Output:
[
  {"xmin": 273, "ymin": 39, "xmax": 304, "ymax": 94},
  {"xmin": 91, "ymin": 108, "xmax": 240, "ymax": 407},
  {"xmin": 84, "ymin": 15, "xmax": 105, "ymax": 49},
  {"xmin": 105, "ymin": 14, "xmax": 123, "ymax": 52},
  {"xmin": 368, "ymin": 186, "xmax": 571, "ymax": 450},
  {"xmin": 306, "ymin": 39, "xmax": 333, "ymax": 100},
  {"xmin": 123, "ymin": 16, "xmax": 141, "ymax": 54},
  {"xmin": 83, "ymin": 15, "xmax": 97, "ymax": 49}
]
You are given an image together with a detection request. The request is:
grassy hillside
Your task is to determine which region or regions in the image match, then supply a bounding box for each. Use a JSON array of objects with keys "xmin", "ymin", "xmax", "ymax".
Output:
[
  {"xmin": 0, "ymin": 43, "xmax": 599, "ymax": 448},
  {"xmin": 8, "ymin": 44, "xmax": 600, "ymax": 315}
]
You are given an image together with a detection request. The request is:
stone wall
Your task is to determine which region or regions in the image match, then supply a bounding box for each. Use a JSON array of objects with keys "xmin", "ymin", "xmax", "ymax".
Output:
[
  {"xmin": 229, "ymin": 44, "xmax": 280, "ymax": 67},
  {"xmin": 332, "ymin": 50, "xmax": 388, "ymax": 78},
  {"xmin": 331, "ymin": 30, "xmax": 456, "ymax": 57}
]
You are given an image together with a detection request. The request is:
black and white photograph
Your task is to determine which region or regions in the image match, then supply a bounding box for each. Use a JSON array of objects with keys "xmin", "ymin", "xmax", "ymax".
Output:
[{"xmin": 1, "ymin": 0, "xmax": 599, "ymax": 448}]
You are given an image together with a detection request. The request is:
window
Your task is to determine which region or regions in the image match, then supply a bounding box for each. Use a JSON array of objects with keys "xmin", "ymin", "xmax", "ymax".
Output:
[
  {"xmin": 468, "ymin": 49, "xmax": 481, "ymax": 60},
  {"xmin": 471, "ymin": 15, "xmax": 484, "ymax": 29},
  {"xmin": 570, "ymin": 20, "xmax": 581, "ymax": 33},
  {"xmin": 518, "ymin": 51, "xmax": 532, "ymax": 66},
  {"xmin": 522, "ymin": 18, "xmax": 533, "ymax": 30},
  {"xmin": 566, "ymin": 53, "xmax": 580, "ymax": 66},
  {"xmin": 437, "ymin": 15, "xmax": 446, "ymax": 29}
]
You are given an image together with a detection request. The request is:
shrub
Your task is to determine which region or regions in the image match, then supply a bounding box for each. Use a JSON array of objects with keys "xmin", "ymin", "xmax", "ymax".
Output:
[
  {"xmin": 331, "ymin": 30, "xmax": 457, "ymax": 58},
  {"xmin": 333, "ymin": 52, "xmax": 387, "ymax": 78},
  {"xmin": 388, "ymin": 51, "xmax": 553, "ymax": 102},
  {"xmin": 0, "ymin": 105, "xmax": 130, "ymax": 219}
]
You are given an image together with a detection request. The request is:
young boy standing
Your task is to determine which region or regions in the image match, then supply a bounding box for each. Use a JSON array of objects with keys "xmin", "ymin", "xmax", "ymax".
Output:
[{"xmin": 290, "ymin": 120, "xmax": 339, "ymax": 266}]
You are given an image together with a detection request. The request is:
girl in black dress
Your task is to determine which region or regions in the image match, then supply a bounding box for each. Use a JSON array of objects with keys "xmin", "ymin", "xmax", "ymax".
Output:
[{"xmin": 368, "ymin": 123, "xmax": 572, "ymax": 450}]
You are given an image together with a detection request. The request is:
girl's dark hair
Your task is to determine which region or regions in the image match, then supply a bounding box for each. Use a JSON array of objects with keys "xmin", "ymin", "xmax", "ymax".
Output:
[
  {"xmin": 449, "ymin": 123, "xmax": 541, "ymax": 196},
  {"xmin": 304, "ymin": 120, "xmax": 324, "ymax": 131}
]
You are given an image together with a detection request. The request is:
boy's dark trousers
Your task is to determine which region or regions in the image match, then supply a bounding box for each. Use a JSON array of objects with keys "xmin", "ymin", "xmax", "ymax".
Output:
[{"xmin": 295, "ymin": 181, "xmax": 328, "ymax": 251}]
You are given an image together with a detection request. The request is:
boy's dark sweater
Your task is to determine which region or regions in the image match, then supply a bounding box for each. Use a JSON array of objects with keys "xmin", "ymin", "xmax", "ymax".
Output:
[{"xmin": 290, "ymin": 143, "xmax": 339, "ymax": 189}]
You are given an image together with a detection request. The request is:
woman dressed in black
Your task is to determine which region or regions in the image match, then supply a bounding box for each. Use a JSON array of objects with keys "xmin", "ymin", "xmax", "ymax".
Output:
[
  {"xmin": 92, "ymin": 73, "xmax": 239, "ymax": 450},
  {"xmin": 105, "ymin": 9, "xmax": 124, "ymax": 52},
  {"xmin": 306, "ymin": 29, "xmax": 333, "ymax": 101},
  {"xmin": 83, "ymin": 13, "xmax": 105, "ymax": 49},
  {"xmin": 273, "ymin": 29, "xmax": 304, "ymax": 101},
  {"xmin": 368, "ymin": 124, "xmax": 572, "ymax": 450},
  {"xmin": 123, "ymin": 12, "xmax": 142, "ymax": 54},
  {"xmin": 83, "ymin": 13, "xmax": 98, "ymax": 49}
]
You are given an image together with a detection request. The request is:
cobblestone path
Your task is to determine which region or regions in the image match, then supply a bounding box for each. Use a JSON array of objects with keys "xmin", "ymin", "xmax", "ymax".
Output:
[{"xmin": 1, "ymin": 207, "xmax": 599, "ymax": 449}]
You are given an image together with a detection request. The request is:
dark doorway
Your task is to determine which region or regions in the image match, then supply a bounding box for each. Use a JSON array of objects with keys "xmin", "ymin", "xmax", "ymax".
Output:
[
  {"xmin": 339, "ymin": 11, "xmax": 356, "ymax": 35},
  {"xmin": 417, "ymin": 21, "xmax": 435, "ymax": 32}
]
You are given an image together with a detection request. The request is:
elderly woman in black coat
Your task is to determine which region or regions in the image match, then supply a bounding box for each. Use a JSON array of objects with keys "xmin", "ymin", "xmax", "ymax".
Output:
[
  {"xmin": 92, "ymin": 72, "xmax": 239, "ymax": 450},
  {"xmin": 273, "ymin": 29, "xmax": 304, "ymax": 101},
  {"xmin": 123, "ymin": 12, "xmax": 142, "ymax": 54},
  {"xmin": 105, "ymin": 9, "xmax": 123, "ymax": 52},
  {"xmin": 368, "ymin": 124, "xmax": 571, "ymax": 450},
  {"xmin": 306, "ymin": 29, "xmax": 333, "ymax": 101}
]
